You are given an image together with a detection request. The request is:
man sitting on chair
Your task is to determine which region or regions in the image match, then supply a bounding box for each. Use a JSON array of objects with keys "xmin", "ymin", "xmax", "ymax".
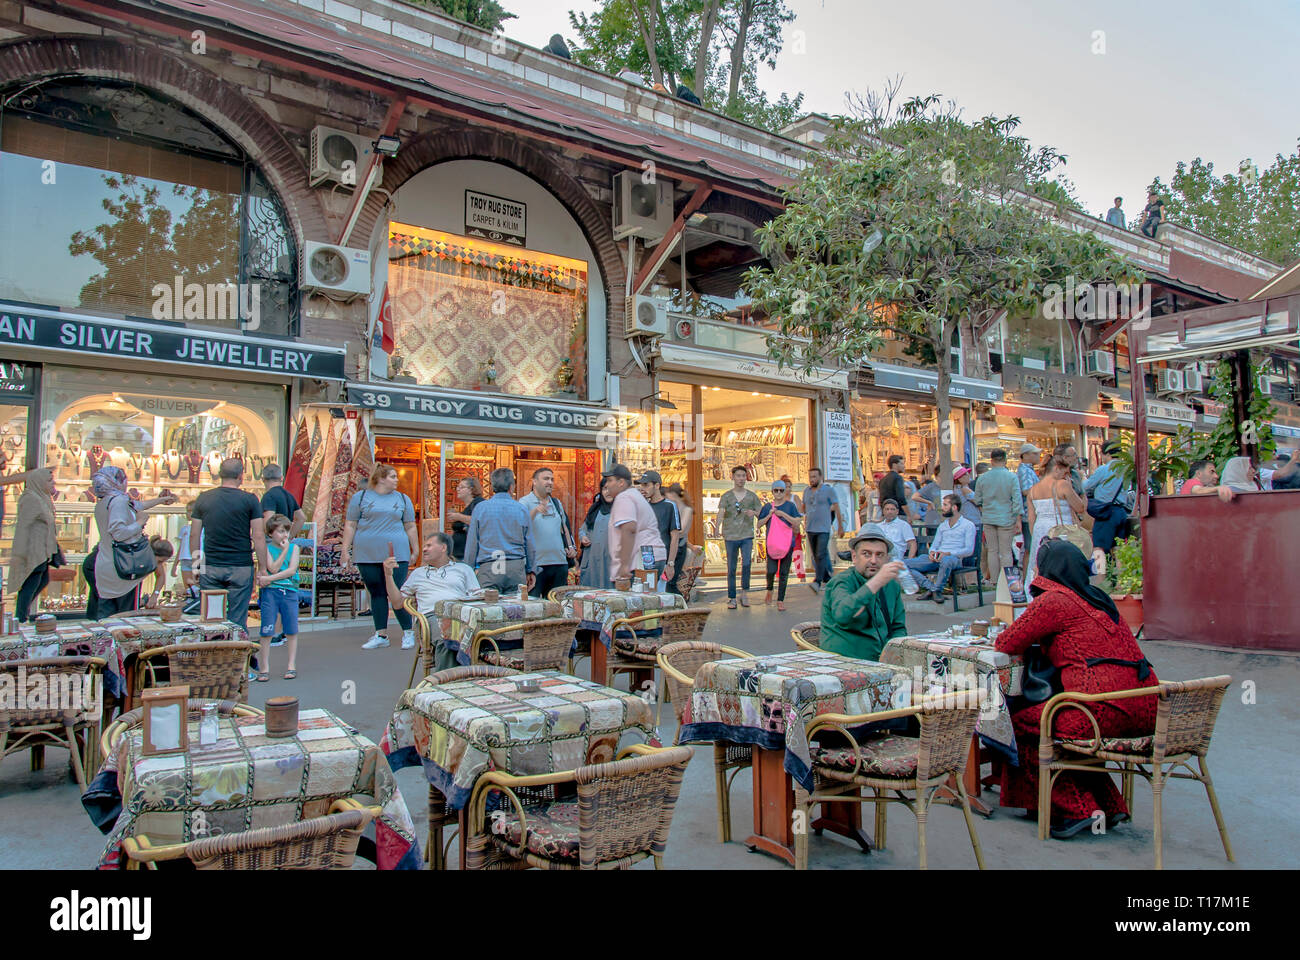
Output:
[
  {"xmin": 820, "ymin": 527, "xmax": 908, "ymax": 661},
  {"xmin": 382, "ymin": 533, "xmax": 478, "ymax": 671},
  {"xmin": 904, "ymin": 494, "xmax": 976, "ymax": 604}
]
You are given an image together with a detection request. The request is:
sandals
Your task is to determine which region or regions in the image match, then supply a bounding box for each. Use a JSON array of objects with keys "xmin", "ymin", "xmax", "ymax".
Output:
[
  {"xmin": 255, "ymin": 671, "xmax": 270, "ymax": 682},
  {"xmin": 283, "ymin": 669, "xmax": 297, "ymax": 680},
  {"xmin": 726, "ymin": 599, "xmax": 737, "ymax": 609}
]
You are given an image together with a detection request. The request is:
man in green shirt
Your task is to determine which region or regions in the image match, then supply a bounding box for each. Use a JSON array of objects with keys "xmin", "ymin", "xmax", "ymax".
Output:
[
  {"xmin": 820, "ymin": 526, "xmax": 908, "ymax": 661},
  {"xmin": 717, "ymin": 465, "xmax": 762, "ymax": 609}
]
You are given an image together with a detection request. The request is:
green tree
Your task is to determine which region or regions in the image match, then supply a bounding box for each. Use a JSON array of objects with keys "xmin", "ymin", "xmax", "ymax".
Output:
[
  {"xmin": 403, "ymin": 0, "xmax": 516, "ymax": 32},
  {"xmin": 69, "ymin": 174, "xmax": 179, "ymax": 313},
  {"xmin": 1148, "ymin": 142, "xmax": 1300, "ymax": 263},
  {"xmin": 744, "ymin": 88, "xmax": 1141, "ymax": 485}
]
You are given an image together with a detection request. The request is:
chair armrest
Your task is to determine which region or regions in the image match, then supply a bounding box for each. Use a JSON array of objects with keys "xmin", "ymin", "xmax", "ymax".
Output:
[
  {"xmin": 121, "ymin": 835, "xmax": 188, "ymax": 868},
  {"xmin": 466, "ymin": 767, "xmax": 580, "ymax": 854},
  {"xmin": 654, "ymin": 653, "xmax": 695, "ymax": 685}
]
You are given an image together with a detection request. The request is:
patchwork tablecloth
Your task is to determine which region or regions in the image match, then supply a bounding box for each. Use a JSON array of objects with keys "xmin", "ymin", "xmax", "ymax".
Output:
[
  {"xmin": 679, "ymin": 650, "xmax": 912, "ymax": 791},
  {"xmin": 84, "ymin": 707, "xmax": 418, "ymax": 870},
  {"xmin": 383, "ymin": 672, "xmax": 655, "ymax": 810},
  {"xmin": 879, "ymin": 634, "xmax": 1025, "ymax": 761},
  {"xmin": 435, "ymin": 599, "xmax": 561, "ymax": 665},
  {"xmin": 559, "ymin": 589, "xmax": 686, "ymax": 648}
]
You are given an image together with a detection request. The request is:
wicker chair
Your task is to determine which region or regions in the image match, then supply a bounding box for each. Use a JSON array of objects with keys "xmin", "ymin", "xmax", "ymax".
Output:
[
  {"xmin": 404, "ymin": 596, "xmax": 435, "ymax": 689},
  {"xmin": 464, "ymin": 744, "xmax": 693, "ymax": 870},
  {"xmin": 1036, "ymin": 675, "xmax": 1233, "ymax": 869},
  {"xmin": 0, "ymin": 656, "xmax": 105, "ymax": 791},
  {"xmin": 547, "ymin": 585, "xmax": 586, "ymax": 604},
  {"xmin": 132, "ymin": 641, "xmax": 259, "ymax": 707},
  {"xmin": 101, "ymin": 698, "xmax": 265, "ymax": 763},
  {"xmin": 417, "ymin": 665, "xmax": 520, "ymax": 869},
  {"xmin": 794, "ymin": 691, "xmax": 987, "ymax": 870},
  {"xmin": 656, "ymin": 641, "xmax": 753, "ymax": 843},
  {"xmin": 122, "ymin": 798, "xmax": 380, "ymax": 869},
  {"xmin": 469, "ymin": 618, "xmax": 580, "ymax": 672},
  {"xmin": 606, "ymin": 607, "xmax": 712, "ymax": 729},
  {"xmin": 791, "ymin": 620, "xmax": 822, "ymax": 652},
  {"xmin": 548, "ymin": 585, "xmax": 592, "ymax": 674}
]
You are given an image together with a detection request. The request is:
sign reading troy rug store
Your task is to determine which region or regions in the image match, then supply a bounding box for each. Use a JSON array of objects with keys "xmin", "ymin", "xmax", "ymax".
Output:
[
  {"xmin": 1000, "ymin": 363, "xmax": 1099, "ymax": 411},
  {"xmin": 0, "ymin": 303, "xmax": 346, "ymax": 379},
  {"xmin": 464, "ymin": 190, "xmax": 526, "ymax": 246},
  {"xmin": 349, "ymin": 384, "xmax": 619, "ymax": 434}
]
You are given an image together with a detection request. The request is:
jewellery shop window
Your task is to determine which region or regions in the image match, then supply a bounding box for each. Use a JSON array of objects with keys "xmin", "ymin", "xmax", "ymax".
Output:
[{"xmin": 40, "ymin": 365, "xmax": 284, "ymax": 556}]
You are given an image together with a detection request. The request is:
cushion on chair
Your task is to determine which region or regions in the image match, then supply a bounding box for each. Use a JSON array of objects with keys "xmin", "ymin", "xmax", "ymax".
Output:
[
  {"xmin": 493, "ymin": 800, "xmax": 580, "ymax": 861},
  {"xmin": 481, "ymin": 650, "xmax": 527, "ymax": 670},
  {"xmin": 1060, "ymin": 734, "xmax": 1155, "ymax": 755},
  {"xmin": 811, "ymin": 734, "xmax": 919, "ymax": 777},
  {"xmin": 612, "ymin": 635, "xmax": 664, "ymax": 657}
]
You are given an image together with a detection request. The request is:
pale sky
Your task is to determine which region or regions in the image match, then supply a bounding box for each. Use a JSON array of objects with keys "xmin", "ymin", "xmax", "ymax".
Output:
[{"xmin": 504, "ymin": 0, "xmax": 1299, "ymax": 226}]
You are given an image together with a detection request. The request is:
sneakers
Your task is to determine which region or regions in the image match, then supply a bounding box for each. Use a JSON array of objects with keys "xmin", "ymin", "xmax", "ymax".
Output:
[
  {"xmin": 400, "ymin": 630, "xmax": 416, "ymax": 650},
  {"xmin": 1050, "ymin": 817, "xmax": 1093, "ymax": 839},
  {"xmin": 361, "ymin": 633, "xmax": 390, "ymax": 650},
  {"xmin": 808, "ymin": 582, "xmax": 821, "ymax": 595},
  {"xmin": 270, "ymin": 633, "xmax": 286, "ymax": 647}
]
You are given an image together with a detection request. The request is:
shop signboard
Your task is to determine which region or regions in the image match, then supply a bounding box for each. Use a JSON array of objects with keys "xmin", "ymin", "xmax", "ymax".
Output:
[
  {"xmin": 464, "ymin": 190, "xmax": 526, "ymax": 246},
  {"xmin": 822, "ymin": 410, "xmax": 853, "ymax": 481},
  {"xmin": 1000, "ymin": 363, "xmax": 1099, "ymax": 411},
  {"xmin": 0, "ymin": 303, "xmax": 347, "ymax": 380},
  {"xmin": 348, "ymin": 383, "xmax": 621, "ymax": 436}
]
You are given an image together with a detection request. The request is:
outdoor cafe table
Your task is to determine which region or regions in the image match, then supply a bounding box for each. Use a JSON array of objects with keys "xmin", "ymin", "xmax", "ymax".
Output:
[
  {"xmin": 879, "ymin": 631, "xmax": 1026, "ymax": 816},
  {"xmin": 83, "ymin": 706, "xmax": 420, "ymax": 869},
  {"xmin": 383, "ymin": 671, "xmax": 656, "ymax": 868},
  {"xmin": 559, "ymin": 588, "xmax": 686, "ymax": 682},
  {"xmin": 679, "ymin": 649, "xmax": 912, "ymax": 866},
  {"xmin": 434, "ymin": 597, "xmax": 562, "ymax": 666}
]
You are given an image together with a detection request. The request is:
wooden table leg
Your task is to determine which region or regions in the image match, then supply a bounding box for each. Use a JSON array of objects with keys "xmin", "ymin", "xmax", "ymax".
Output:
[
  {"xmin": 744, "ymin": 746, "xmax": 872, "ymax": 865},
  {"xmin": 590, "ymin": 637, "xmax": 607, "ymax": 685},
  {"xmin": 934, "ymin": 732, "xmax": 995, "ymax": 817}
]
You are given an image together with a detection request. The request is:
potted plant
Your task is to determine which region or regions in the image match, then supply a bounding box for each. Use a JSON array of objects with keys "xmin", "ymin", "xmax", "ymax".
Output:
[{"xmin": 1108, "ymin": 536, "xmax": 1144, "ymax": 635}]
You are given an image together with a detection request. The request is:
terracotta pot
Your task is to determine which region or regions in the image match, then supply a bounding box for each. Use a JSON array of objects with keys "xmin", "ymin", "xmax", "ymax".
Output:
[{"xmin": 1111, "ymin": 594, "xmax": 1144, "ymax": 635}]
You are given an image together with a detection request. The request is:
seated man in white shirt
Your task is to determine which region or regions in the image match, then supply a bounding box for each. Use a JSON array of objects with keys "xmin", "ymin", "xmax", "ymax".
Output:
[
  {"xmin": 903, "ymin": 493, "xmax": 976, "ymax": 604},
  {"xmin": 383, "ymin": 532, "xmax": 479, "ymax": 670},
  {"xmin": 867, "ymin": 498, "xmax": 917, "ymax": 560}
]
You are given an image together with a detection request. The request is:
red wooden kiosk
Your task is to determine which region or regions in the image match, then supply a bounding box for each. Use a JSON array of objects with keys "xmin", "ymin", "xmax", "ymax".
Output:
[{"xmin": 1127, "ymin": 291, "xmax": 1300, "ymax": 653}]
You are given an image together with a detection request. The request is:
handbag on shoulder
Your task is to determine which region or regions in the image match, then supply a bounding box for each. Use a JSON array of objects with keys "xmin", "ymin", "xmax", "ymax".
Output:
[{"xmin": 1020, "ymin": 643, "xmax": 1062, "ymax": 703}]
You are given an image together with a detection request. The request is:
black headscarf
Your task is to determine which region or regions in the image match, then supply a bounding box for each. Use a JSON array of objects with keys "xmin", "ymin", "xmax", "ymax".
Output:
[
  {"xmin": 1032, "ymin": 539, "xmax": 1121, "ymax": 624},
  {"xmin": 583, "ymin": 488, "xmax": 613, "ymax": 529}
]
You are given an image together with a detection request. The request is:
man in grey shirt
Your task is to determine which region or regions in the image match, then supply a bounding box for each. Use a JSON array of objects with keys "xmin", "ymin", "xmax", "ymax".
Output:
[
  {"xmin": 801, "ymin": 467, "xmax": 843, "ymax": 593},
  {"xmin": 519, "ymin": 465, "xmax": 575, "ymax": 599},
  {"xmin": 464, "ymin": 467, "xmax": 535, "ymax": 594},
  {"xmin": 1105, "ymin": 196, "xmax": 1126, "ymax": 229}
]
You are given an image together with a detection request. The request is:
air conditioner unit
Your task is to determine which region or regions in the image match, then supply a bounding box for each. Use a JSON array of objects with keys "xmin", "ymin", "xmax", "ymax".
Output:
[
  {"xmin": 1257, "ymin": 375, "xmax": 1272, "ymax": 396},
  {"xmin": 624, "ymin": 295, "xmax": 669, "ymax": 339},
  {"xmin": 1154, "ymin": 368, "xmax": 1183, "ymax": 395},
  {"xmin": 1083, "ymin": 350, "xmax": 1115, "ymax": 377},
  {"xmin": 309, "ymin": 126, "xmax": 381, "ymax": 188},
  {"xmin": 613, "ymin": 171, "xmax": 674, "ymax": 242},
  {"xmin": 1180, "ymin": 367, "xmax": 1204, "ymax": 393},
  {"xmin": 301, "ymin": 241, "xmax": 372, "ymax": 301}
]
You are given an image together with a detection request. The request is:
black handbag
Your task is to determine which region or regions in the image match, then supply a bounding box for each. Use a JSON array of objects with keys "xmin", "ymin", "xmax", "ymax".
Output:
[
  {"xmin": 1020, "ymin": 643, "xmax": 1062, "ymax": 704},
  {"xmin": 107, "ymin": 494, "xmax": 155, "ymax": 580}
]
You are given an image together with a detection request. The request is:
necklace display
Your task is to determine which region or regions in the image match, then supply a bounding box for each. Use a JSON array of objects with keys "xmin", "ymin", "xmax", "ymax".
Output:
[
  {"xmin": 187, "ymin": 450, "xmax": 204, "ymax": 484},
  {"xmin": 128, "ymin": 452, "xmax": 145, "ymax": 480},
  {"xmin": 207, "ymin": 451, "xmax": 222, "ymax": 479},
  {"xmin": 164, "ymin": 450, "xmax": 181, "ymax": 479},
  {"xmin": 147, "ymin": 454, "xmax": 161, "ymax": 483},
  {"xmin": 87, "ymin": 445, "xmax": 109, "ymax": 472}
]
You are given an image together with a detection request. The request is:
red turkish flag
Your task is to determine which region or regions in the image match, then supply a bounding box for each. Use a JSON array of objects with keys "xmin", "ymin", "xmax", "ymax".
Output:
[{"xmin": 378, "ymin": 285, "xmax": 395, "ymax": 355}]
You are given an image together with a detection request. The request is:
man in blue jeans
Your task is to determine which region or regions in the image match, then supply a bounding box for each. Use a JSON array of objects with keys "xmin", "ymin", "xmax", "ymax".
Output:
[
  {"xmin": 905, "ymin": 494, "xmax": 976, "ymax": 604},
  {"xmin": 801, "ymin": 466, "xmax": 844, "ymax": 593},
  {"xmin": 716, "ymin": 466, "xmax": 761, "ymax": 609},
  {"xmin": 189, "ymin": 458, "xmax": 270, "ymax": 639}
]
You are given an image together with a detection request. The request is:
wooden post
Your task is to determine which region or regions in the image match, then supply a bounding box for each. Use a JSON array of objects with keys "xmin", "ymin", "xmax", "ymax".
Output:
[
  {"xmin": 1231, "ymin": 350, "xmax": 1254, "ymax": 459},
  {"xmin": 689, "ymin": 383, "xmax": 704, "ymax": 547},
  {"xmin": 1128, "ymin": 334, "xmax": 1149, "ymax": 518}
]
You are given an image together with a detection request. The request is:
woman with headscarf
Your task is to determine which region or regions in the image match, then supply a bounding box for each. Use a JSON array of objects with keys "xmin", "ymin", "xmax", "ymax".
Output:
[
  {"xmin": 994, "ymin": 539, "xmax": 1159, "ymax": 839},
  {"xmin": 7, "ymin": 467, "xmax": 63, "ymax": 621},
  {"xmin": 578, "ymin": 478, "xmax": 615, "ymax": 588},
  {"xmin": 1219, "ymin": 456, "xmax": 1261, "ymax": 494},
  {"xmin": 89, "ymin": 467, "xmax": 175, "ymax": 618}
]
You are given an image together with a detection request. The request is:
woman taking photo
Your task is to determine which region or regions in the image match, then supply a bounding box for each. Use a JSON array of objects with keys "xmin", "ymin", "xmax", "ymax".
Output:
[
  {"xmin": 8, "ymin": 467, "xmax": 63, "ymax": 622},
  {"xmin": 1025, "ymin": 455, "xmax": 1089, "ymax": 580},
  {"xmin": 994, "ymin": 540, "xmax": 1158, "ymax": 838},
  {"xmin": 341, "ymin": 463, "xmax": 419, "ymax": 651},
  {"xmin": 757, "ymin": 480, "xmax": 802, "ymax": 611},
  {"xmin": 664, "ymin": 482, "xmax": 693, "ymax": 595},
  {"xmin": 578, "ymin": 479, "xmax": 615, "ymax": 588},
  {"xmin": 90, "ymin": 467, "xmax": 176, "ymax": 618}
]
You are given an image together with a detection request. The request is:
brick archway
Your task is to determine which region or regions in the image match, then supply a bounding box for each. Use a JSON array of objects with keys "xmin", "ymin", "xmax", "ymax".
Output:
[{"xmin": 0, "ymin": 36, "xmax": 327, "ymax": 244}]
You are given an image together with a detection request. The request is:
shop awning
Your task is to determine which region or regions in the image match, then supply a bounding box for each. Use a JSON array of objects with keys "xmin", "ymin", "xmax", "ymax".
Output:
[
  {"xmin": 994, "ymin": 401, "xmax": 1109, "ymax": 428},
  {"xmin": 864, "ymin": 362, "xmax": 1003, "ymax": 402}
]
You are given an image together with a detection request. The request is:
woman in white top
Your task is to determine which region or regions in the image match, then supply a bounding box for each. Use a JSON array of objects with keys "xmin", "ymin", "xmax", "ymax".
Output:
[{"xmin": 1025, "ymin": 455, "xmax": 1088, "ymax": 580}]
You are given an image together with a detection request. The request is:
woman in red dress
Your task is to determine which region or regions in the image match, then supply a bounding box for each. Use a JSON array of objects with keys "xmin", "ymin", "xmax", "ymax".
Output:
[{"xmin": 995, "ymin": 540, "xmax": 1158, "ymax": 837}]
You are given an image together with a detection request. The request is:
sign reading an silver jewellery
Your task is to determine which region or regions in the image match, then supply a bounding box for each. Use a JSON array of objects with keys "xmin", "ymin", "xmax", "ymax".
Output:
[{"xmin": 464, "ymin": 190, "xmax": 526, "ymax": 246}]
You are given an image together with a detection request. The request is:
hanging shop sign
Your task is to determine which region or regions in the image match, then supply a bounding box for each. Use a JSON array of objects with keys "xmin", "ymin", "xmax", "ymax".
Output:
[
  {"xmin": 657, "ymin": 343, "xmax": 849, "ymax": 390},
  {"xmin": 348, "ymin": 383, "xmax": 621, "ymax": 434},
  {"xmin": 0, "ymin": 303, "xmax": 347, "ymax": 380},
  {"xmin": 1000, "ymin": 363, "xmax": 1099, "ymax": 411},
  {"xmin": 118, "ymin": 395, "xmax": 222, "ymax": 418},
  {"xmin": 822, "ymin": 411, "xmax": 854, "ymax": 482},
  {"xmin": 866, "ymin": 362, "xmax": 1003, "ymax": 402},
  {"xmin": 464, "ymin": 190, "xmax": 526, "ymax": 246},
  {"xmin": 1109, "ymin": 396, "xmax": 1196, "ymax": 430}
]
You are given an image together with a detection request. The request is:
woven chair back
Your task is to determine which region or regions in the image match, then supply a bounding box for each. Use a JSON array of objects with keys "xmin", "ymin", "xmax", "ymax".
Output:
[
  {"xmin": 1156, "ymin": 676, "xmax": 1231, "ymax": 759},
  {"xmin": 426, "ymin": 665, "xmax": 519, "ymax": 685},
  {"xmin": 152, "ymin": 642, "xmax": 257, "ymax": 702},
  {"xmin": 0, "ymin": 657, "xmax": 102, "ymax": 726},
  {"xmin": 791, "ymin": 621, "xmax": 821, "ymax": 650},
  {"xmin": 652, "ymin": 608, "xmax": 712, "ymax": 644},
  {"xmin": 573, "ymin": 746, "xmax": 692, "ymax": 869},
  {"xmin": 657, "ymin": 641, "xmax": 727, "ymax": 727},
  {"xmin": 515, "ymin": 618, "xmax": 580, "ymax": 671},
  {"xmin": 915, "ymin": 695, "xmax": 981, "ymax": 781},
  {"xmin": 184, "ymin": 807, "xmax": 374, "ymax": 870}
]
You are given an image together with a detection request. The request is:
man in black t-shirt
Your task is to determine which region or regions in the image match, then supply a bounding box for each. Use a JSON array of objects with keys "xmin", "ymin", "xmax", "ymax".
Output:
[
  {"xmin": 1140, "ymin": 189, "xmax": 1164, "ymax": 238},
  {"xmin": 260, "ymin": 463, "xmax": 307, "ymax": 537},
  {"xmin": 877, "ymin": 455, "xmax": 915, "ymax": 524},
  {"xmin": 191, "ymin": 458, "xmax": 270, "ymax": 632}
]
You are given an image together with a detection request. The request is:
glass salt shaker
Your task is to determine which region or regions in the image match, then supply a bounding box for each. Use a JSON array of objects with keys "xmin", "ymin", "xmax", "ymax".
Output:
[{"xmin": 199, "ymin": 702, "xmax": 219, "ymax": 746}]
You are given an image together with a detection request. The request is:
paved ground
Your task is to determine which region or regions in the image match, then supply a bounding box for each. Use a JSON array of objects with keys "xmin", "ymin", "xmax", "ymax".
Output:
[{"xmin": 3, "ymin": 577, "xmax": 1293, "ymax": 870}]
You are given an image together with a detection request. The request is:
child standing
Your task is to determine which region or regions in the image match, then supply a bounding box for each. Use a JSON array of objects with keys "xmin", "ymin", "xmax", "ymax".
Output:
[
  {"xmin": 172, "ymin": 502, "xmax": 199, "ymax": 590},
  {"xmin": 256, "ymin": 513, "xmax": 301, "ymax": 680}
]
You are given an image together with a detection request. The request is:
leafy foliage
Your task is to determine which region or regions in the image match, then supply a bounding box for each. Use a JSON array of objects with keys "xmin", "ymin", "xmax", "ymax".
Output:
[
  {"xmin": 1108, "ymin": 535, "xmax": 1143, "ymax": 596},
  {"xmin": 743, "ymin": 88, "xmax": 1141, "ymax": 483},
  {"xmin": 1148, "ymin": 142, "xmax": 1300, "ymax": 264},
  {"xmin": 403, "ymin": 0, "xmax": 516, "ymax": 32}
]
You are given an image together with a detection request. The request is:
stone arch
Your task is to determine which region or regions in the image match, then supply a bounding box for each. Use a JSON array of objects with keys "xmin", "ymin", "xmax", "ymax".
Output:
[{"xmin": 0, "ymin": 36, "xmax": 328, "ymax": 244}]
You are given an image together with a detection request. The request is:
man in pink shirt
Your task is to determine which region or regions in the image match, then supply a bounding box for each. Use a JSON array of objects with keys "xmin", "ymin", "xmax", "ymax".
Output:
[{"xmin": 604, "ymin": 463, "xmax": 665, "ymax": 584}]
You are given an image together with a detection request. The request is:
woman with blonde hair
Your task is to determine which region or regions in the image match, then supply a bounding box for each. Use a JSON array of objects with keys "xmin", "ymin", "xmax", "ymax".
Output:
[{"xmin": 340, "ymin": 463, "xmax": 419, "ymax": 651}]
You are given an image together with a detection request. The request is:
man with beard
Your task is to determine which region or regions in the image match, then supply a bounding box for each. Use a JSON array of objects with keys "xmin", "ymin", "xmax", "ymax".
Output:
[{"xmin": 905, "ymin": 493, "xmax": 976, "ymax": 604}]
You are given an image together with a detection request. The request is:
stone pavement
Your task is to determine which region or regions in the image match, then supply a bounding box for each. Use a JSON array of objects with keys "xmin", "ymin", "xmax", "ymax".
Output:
[{"xmin": 2, "ymin": 580, "xmax": 1292, "ymax": 870}]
